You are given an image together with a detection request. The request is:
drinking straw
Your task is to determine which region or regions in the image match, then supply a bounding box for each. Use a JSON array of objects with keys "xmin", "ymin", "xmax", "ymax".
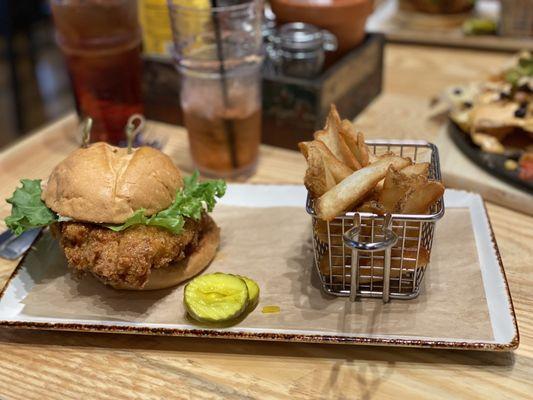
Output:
[{"xmin": 210, "ymin": 0, "xmax": 238, "ymax": 169}]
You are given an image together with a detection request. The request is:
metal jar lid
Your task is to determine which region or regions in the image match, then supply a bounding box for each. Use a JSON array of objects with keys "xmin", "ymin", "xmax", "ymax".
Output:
[{"xmin": 277, "ymin": 22, "xmax": 337, "ymax": 53}]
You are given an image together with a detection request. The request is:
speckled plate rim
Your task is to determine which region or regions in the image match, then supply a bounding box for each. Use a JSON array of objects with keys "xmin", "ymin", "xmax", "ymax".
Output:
[{"xmin": 0, "ymin": 185, "xmax": 519, "ymax": 351}]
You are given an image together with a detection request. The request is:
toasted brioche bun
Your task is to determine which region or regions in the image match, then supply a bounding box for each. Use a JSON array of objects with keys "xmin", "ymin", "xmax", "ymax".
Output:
[
  {"xmin": 108, "ymin": 215, "xmax": 221, "ymax": 290},
  {"xmin": 42, "ymin": 142, "xmax": 183, "ymax": 224}
]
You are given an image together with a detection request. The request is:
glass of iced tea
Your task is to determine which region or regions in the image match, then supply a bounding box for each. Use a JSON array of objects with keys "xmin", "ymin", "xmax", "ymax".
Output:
[
  {"xmin": 50, "ymin": 0, "xmax": 143, "ymax": 145},
  {"xmin": 168, "ymin": 0, "xmax": 263, "ymax": 179}
]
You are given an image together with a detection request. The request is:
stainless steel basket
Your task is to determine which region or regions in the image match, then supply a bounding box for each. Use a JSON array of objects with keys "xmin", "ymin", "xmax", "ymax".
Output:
[{"xmin": 306, "ymin": 140, "xmax": 445, "ymax": 303}]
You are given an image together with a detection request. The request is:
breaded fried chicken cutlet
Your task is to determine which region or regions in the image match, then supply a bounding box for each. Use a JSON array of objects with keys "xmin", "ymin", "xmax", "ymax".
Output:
[{"xmin": 5, "ymin": 142, "xmax": 226, "ymax": 290}]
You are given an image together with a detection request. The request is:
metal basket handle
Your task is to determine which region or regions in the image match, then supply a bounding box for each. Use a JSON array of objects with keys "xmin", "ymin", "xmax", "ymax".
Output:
[{"xmin": 342, "ymin": 214, "xmax": 398, "ymax": 303}]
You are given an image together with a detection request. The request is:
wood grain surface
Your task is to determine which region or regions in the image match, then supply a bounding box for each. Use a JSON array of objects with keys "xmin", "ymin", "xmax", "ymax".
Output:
[
  {"xmin": 368, "ymin": 0, "xmax": 533, "ymax": 52},
  {"xmin": 0, "ymin": 44, "xmax": 532, "ymax": 400}
]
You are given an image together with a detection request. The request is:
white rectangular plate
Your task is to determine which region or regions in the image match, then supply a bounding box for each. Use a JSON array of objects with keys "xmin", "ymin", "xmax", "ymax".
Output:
[{"xmin": 0, "ymin": 185, "xmax": 519, "ymax": 350}]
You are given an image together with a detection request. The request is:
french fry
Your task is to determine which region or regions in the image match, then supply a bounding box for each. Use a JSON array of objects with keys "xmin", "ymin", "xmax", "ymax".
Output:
[
  {"xmin": 354, "ymin": 187, "xmax": 382, "ymax": 213},
  {"xmin": 401, "ymin": 162, "xmax": 430, "ymax": 178},
  {"xmin": 319, "ymin": 247, "xmax": 430, "ymax": 281},
  {"xmin": 357, "ymin": 200, "xmax": 386, "ymax": 214},
  {"xmin": 300, "ymin": 140, "xmax": 353, "ymax": 182},
  {"xmin": 399, "ymin": 181, "xmax": 445, "ymax": 214},
  {"xmin": 356, "ymin": 132, "xmax": 370, "ymax": 167},
  {"xmin": 374, "ymin": 162, "xmax": 429, "ymax": 201},
  {"xmin": 314, "ymin": 219, "xmax": 330, "ymax": 243},
  {"xmin": 314, "ymin": 106, "xmax": 361, "ymax": 170},
  {"xmin": 302, "ymin": 144, "xmax": 336, "ymax": 197},
  {"xmin": 338, "ymin": 120, "xmax": 360, "ymax": 165},
  {"xmin": 315, "ymin": 155, "xmax": 412, "ymax": 221},
  {"xmin": 339, "ymin": 120, "xmax": 370, "ymax": 167},
  {"xmin": 298, "ymin": 140, "xmax": 312, "ymax": 159},
  {"xmin": 315, "ymin": 129, "xmax": 361, "ymax": 171},
  {"xmin": 299, "ymin": 141, "xmax": 352, "ymax": 183},
  {"xmin": 379, "ymin": 166, "xmax": 426, "ymax": 213},
  {"xmin": 301, "ymin": 105, "xmax": 443, "ymax": 218}
]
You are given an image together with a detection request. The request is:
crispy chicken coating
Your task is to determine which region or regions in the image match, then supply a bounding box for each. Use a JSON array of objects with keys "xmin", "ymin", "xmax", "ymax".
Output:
[{"xmin": 55, "ymin": 215, "xmax": 207, "ymax": 288}]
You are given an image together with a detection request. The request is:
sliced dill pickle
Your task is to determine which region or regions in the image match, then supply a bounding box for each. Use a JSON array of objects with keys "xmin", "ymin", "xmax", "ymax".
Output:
[
  {"xmin": 236, "ymin": 275, "xmax": 260, "ymax": 310},
  {"xmin": 184, "ymin": 273, "xmax": 249, "ymax": 323}
]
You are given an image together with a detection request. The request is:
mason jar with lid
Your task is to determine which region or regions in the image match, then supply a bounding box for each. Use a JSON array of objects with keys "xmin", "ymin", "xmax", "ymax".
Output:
[{"xmin": 268, "ymin": 22, "xmax": 337, "ymax": 78}]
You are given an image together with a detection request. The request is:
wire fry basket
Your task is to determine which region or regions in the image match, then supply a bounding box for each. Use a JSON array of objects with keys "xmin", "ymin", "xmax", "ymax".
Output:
[{"xmin": 306, "ymin": 140, "xmax": 445, "ymax": 303}]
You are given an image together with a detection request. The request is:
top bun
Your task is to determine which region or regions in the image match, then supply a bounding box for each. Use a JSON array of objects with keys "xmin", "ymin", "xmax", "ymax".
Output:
[{"xmin": 42, "ymin": 142, "xmax": 183, "ymax": 224}]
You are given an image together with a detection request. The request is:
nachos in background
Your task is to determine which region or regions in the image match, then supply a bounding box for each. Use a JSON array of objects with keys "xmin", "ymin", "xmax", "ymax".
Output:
[{"xmin": 437, "ymin": 51, "xmax": 532, "ymax": 181}]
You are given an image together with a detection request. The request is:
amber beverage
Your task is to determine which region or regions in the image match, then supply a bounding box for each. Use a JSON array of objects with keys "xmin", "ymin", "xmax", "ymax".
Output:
[
  {"xmin": 179, "ymin": 60, "xmax": 263, "ymax": 179},
  {"xmin": 184, "ymin": 110, "xmax": 262, "ymax": 177},
  {"xmin": 51, "ymin": 0, "xmax": 143, "ymax": 144}
]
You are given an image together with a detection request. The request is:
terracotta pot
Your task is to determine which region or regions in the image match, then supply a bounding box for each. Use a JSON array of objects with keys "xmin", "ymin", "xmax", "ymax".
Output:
[
  {"xmin": 270, "ymin": 0, "xmax": 374, "ymax": 56},
  {"xmin": 401, "ymin": 0, "xmax": 476, "ymax": 14}
]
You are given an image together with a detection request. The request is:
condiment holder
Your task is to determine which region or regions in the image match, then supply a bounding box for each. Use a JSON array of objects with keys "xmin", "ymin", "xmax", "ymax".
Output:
[{"xmin": 266, "ymin": 22, "xmax": 337, "ymax": 78}]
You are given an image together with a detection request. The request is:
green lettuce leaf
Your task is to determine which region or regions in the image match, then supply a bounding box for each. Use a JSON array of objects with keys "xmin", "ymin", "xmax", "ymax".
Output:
[
  {"xmin": 106, "ymin": 171, "xmax": 226, "ymax": 235},
  {"xmin": 4, "ymin": 179, "xmax": 58, "ymax": 235},
  {"xmin": 4, "ymin": 172, "xmax": 226, "ymax": 236}
]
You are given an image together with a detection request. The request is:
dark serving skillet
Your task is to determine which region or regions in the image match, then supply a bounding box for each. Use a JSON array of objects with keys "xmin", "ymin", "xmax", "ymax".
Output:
[{"xmin": 447, "ymin": 122, "xmax": 533, "ymax": 194}]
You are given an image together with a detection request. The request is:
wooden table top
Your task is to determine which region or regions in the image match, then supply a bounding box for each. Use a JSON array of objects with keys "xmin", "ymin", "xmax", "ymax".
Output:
[{"xmin": 0, "ymin": 44, "xmax": 532, "ymax": 399}]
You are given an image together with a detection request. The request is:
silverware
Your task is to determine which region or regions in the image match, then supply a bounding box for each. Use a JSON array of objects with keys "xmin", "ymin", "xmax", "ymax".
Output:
[{"xmin": 0, "ymin": 228, "xmax": 42, "ymax": 260}]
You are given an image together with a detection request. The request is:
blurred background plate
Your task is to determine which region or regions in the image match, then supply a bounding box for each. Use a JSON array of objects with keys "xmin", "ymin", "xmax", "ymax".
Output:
[
  {"xmin": 448, "ymin": 121, "xmax": 533, "ymax": 194},
  {"xmin": 368, "ymin": 0, "xmax": 533, "ymax": 51}
]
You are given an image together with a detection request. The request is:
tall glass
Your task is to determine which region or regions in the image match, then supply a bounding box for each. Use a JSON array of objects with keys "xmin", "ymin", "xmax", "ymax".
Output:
[
  {"xmin": 168, "ymin": 0, "xmax": 263, "ymax": 179},
  {"xmin": 50, "ymin": 0, "xmax": 143, "ymax": 145}
]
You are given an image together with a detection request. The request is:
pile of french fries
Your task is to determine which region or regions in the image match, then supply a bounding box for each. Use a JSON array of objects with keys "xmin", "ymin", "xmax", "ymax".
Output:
[{"xmin": 299, "ymin": 106, "xmax": 445, "ymax": 221}]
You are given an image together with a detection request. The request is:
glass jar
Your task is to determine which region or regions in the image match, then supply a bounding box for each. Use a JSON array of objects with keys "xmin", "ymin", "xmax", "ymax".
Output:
[{"xmin": 268, "ymin": 22, "xmax": 337, "ymax": 78}]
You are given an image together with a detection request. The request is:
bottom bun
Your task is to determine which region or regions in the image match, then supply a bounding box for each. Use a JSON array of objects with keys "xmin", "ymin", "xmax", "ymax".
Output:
[{"xmin": 109, "ymin": 215, "xmax": 220, "ymax": 291}]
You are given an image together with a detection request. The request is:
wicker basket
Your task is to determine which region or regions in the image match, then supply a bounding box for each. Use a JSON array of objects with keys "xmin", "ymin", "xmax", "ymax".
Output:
[{"xmin": 499, "ymin": 0, "xmax": 533, "ymax": 37}]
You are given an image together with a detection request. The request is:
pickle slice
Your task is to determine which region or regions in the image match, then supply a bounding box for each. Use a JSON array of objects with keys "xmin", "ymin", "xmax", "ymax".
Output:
[
  {"xmin": 184, "ymin": 273, "xmax": 249, "ymax": 323},
  {"xmin": 237, "ymin": 275, "xmax": 260, "ymax": 310}
]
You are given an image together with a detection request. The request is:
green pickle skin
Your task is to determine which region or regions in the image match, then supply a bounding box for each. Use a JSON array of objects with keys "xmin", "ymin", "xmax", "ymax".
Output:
[
  {"xmin": 185, "ymin": 273, "xmax": 260, "ymax": 323},
  {"xmin": 236, "ymin": 275, "xmax": 260, "ymax": 311}
]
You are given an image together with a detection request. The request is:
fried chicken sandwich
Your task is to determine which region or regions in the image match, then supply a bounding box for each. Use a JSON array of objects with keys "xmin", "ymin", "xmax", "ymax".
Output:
[{"xmin": 4, "ymin": 142, "xmax": 226, "ymax": 290}]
